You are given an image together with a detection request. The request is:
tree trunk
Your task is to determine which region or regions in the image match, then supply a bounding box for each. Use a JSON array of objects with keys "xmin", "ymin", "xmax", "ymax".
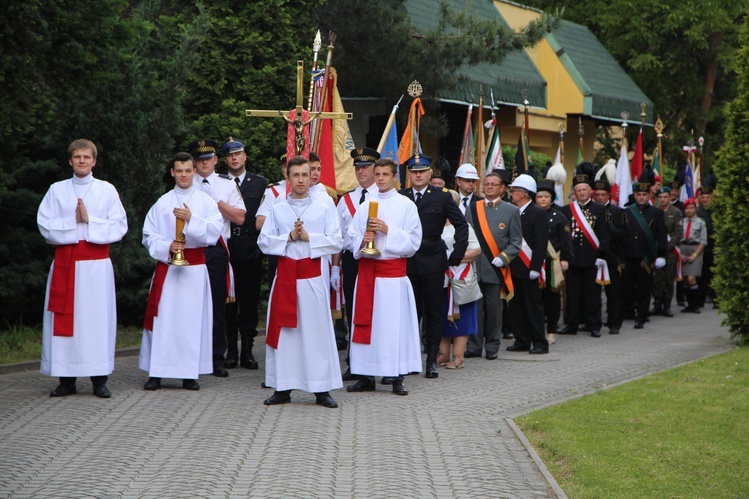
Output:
[{"xmin": 698, "ymin": 32, "xmax": 723, "ymax": 135}]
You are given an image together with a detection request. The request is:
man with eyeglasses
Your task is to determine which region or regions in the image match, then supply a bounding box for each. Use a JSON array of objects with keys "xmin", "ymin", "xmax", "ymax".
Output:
[{"xmin": 464, "ymin": 169, "xmax": 521, "ymax": 360}]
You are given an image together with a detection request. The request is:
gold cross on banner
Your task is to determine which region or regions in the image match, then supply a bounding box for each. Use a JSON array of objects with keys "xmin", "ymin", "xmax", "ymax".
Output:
[{"xmin": 246, "ymin": 60, "xmax": 352, "ymax": 155}]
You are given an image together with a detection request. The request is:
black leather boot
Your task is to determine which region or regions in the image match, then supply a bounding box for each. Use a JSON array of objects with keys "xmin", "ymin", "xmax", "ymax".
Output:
[
  {"xmin": 240, "ymin": 333, "xmax": 258, "ymax": 369},
  {"xmin": 425, "ymin": 345, "xmax": 439, "ymax": 379}
]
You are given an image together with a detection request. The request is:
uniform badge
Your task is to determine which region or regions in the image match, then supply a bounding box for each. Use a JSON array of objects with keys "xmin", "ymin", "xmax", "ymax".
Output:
[
  {"xmin": 498, "ymin": 223, "xmax": 506, "ymax": 229},
  {"xmin": 565, "ymin": 226, "xmax": 571, "ymax": 233}
]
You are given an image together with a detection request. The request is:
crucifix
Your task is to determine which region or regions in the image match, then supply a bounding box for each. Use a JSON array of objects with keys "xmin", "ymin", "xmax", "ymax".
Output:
[{"xmin": 246, "ymin": 60, "xmax": 353, "ymax": 155}]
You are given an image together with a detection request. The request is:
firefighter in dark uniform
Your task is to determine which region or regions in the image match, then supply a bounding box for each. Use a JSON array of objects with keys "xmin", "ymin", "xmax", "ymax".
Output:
[
  {"xmin": 222, "ymin": 137, "xmax": 267, "ymax": 369},
  {"xmin": 593, "ymin": 179, "xmax": 629, "ymax": 334},
  {"xmin": 621, "ymin": 181, "xmax": 668, "ymax": 329},
  {"xmin": 400, "ymin": 154, "xmax": 468, "ymax": 379}
]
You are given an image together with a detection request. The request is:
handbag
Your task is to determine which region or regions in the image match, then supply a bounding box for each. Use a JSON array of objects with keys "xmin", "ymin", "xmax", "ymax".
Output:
[{"xmin": 450, "ymin": 263, "xmax": 483, "ymax": 305}]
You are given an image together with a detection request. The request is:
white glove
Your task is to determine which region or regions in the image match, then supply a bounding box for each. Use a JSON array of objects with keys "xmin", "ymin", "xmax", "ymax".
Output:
[
  {"xmin": 491, "ymin": 256, "xmax": 504, "ymax": 268},
  {"xmin": 595, "ymin": 258, "xmax": 606, "ymax": 268},
  {"xmin": 529, "ymin": 270, "xmax": 540, "ymax": 280},
  {"xmin": 330, "ymin": 266, "xmax": 341, "ymax": 292},
  {"xmin": 201, "ymin": 182, "xmax": 220, "ymax": 202},
  {"xmin": 655, "ymin": 257, "xmax": 666, "ymax": 269}
]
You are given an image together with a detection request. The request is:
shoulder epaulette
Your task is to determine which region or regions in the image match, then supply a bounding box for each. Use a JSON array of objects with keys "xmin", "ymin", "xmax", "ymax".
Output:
[
  {"xmin": 218, "ymin": 173, "xmax": 231, "ymax": 180},
  {"xmin": 442, "ymin": 187, "xmax": 449, "ymax": 193}
]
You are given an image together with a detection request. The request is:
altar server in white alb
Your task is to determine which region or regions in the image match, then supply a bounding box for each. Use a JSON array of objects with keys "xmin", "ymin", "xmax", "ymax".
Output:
[
  {"xmin": 37, "ymin": 139, "xmax": 128, "ymax": 398},
  {"xmin": 139, "ymin": 152, "xmax": 223, "ymax": 391},
  {"xmin": 258, "ymin": 155, "xmax": 343, "ymax": 408},
  {"xmin": 346, "ymin": 158, "xmax": 423, "ymax": 396}
]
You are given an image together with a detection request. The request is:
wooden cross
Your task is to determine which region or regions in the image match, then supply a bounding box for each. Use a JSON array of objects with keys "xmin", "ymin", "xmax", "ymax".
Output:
[{"xmin": 246, "ymin": 60, "xmax": 352, "ymax": 155}]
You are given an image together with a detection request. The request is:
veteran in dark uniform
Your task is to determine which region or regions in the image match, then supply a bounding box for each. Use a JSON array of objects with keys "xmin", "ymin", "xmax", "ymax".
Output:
[
  {"xmin": 506, "ymin": 175, "xmax": 550, "ymax": 354},
  {"xmin": 593, "ymin": 179, "xmax": 629, "ymax": 334},
  {"xmin": 621, "ymin": 182, "xmax": 668, "ymax": 329},
  {"xmin": 400, "ymin": 154, "xmax": 468, "ymax": 378},
  {"xmin": 222, "ymin": 137, "xmax": 267, "ymax": 369},
  {"xmin": 651, "ymin": 186, "xmax": 682, "ymax": 317},
  {"xmin": 559, "ymin": 174, "xmax": 611, "ymax": 338},
  {"xmin": 536, "ymin": 180, "xmax": 572, "ymax": 344},
  {"xmin": 465, "ymin": 170, "xmax": 522, "ymax": 358}
]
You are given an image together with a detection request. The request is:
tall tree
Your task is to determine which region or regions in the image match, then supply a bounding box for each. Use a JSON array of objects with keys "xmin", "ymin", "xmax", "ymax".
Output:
[{"xmin": 711, "ymin": 12, "xmax": 749, "ymax": 344}]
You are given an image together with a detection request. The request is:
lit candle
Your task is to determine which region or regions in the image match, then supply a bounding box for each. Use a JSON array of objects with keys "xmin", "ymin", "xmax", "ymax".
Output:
[{"xmin": 368, "ymin": 200, "xmax": 379, "ymax": 219}]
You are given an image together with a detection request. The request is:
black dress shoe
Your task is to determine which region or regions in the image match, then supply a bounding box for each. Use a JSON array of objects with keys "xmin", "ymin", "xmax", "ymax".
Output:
[
  {"xmin": 591, "ymin": 330, "xmax": 601, "ymax": 338},
  {"xmin": 634, "ymin": 321, "xmax": 645, "ymax": 329},
  {"xmin": 144, "ymin": 377, "xmax": 161, "ymax": 391},
  {"xmin": 260, "ymin": 381, "xmax": 271, "ymax": 389},
  {"xmin": 529, "ymin": 347, "xmax": 549, "ymax": 354},
  {"xmin": 506, "ymin": 344, "xmax": 530, "ymax": 352},
  {"xmin": 392, "ymin": 378, "xmax": 408, "ymax": 396},
  {"xmin": 240, "ymin": 353, "xmax": 258, "ymax": 370},
  {"xmin": 485, "ymin": 353, "xmax": 498, "ymax": 360},
  {"xmin": 558, "ymin": 327, "xmax": 578, "ymax": 335},
  {"xmin": 212, "ymin": 367, "xmax": 229, "ymax": 378},
  {"xmin": 182, "ymin": 379, "xmax": 200, "ymax": 390},
  {"xmin": 381, "ymin": 376, "xmax": 396, "ymax": 385},
  {"xmin": 315, "ymin": 392, "xmax": 338, "ymax": 408},
  {"xmin": 336, "ymin": 339, "xmax": 348, "ymax": 351},
  {"xmin": 50, "ymin": 384, "xmax": 76, "ymax": 397},
  {"xmin": 224, "ymin": 355, "xmax": 239, "ymax": 369},
  {"xmin": 662, "ymin": 308, "xmax": 674, "ymax": 317},
  {"xmin": 609, "ymin": 327, "xmax": 620, "ymax": 335},
  {"xmin": 347, "ymin": 377, "xmax": 376, "ymax": 392},
  {"xmin": 263, "ymin": 390, "xmax": 291, "ymax": 405},
  {"xmin": 464, "ymin": 351, "xmax": 481, "ymax": 358},
  {"xmin": 93, "ymin": 384, "xmax": 112, "ymax": 398}
]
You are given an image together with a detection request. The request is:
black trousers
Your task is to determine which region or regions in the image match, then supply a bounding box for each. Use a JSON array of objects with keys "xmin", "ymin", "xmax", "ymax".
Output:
[
  {"xmin": 541, "ymin": 286, "xmax": 562, "ymax": 333},
  {"xmin": 60, "ymin": 375, "xmax": 107, "ymax": 387},
  {"xmin": 697, "ymin": 251, "xmax": 715, "ymax": 305},
  {"xmin": 225, "ymin": 256, "xmax": 263, "ymax": 352},
  {"xmin": 565, "ymin": 266, "xmax": 602, "ymax": 330},
  {"xmin": 510, "ymin": 277, "xmax": 548, "ymax": 350},
  {"xmin": 341, "ymin": 251, "xmax": 358, "ymax": 336},
  {"xmin": 603, "ymin": 259, "xmax": 623, "ymax": 328},
  {"xmin": 621, "ymin": 259, "xmax": 653, "ymax": 322},
  {"xmin": 206, "ymin": 244, "xmax": 228, "ymax": 368},
  {"xmin": 408, "ymin": 271, "xmax": 445, "ymax": 350}
]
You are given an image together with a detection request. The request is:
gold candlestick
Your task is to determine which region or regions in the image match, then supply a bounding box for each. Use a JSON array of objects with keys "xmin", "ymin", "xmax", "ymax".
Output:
[
  {"xmin": 168, "ymin": 216, "xmax": 190, "ymax": 266},
  {"xmin": 361, "ymin": 200, "xmax": 381, "ymax": 258}
]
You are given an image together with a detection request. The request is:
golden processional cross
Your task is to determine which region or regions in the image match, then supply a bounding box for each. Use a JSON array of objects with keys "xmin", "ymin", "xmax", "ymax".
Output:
[{"xmin": 245, "ymin": 60, "xmax": 352, "ymax": 155}]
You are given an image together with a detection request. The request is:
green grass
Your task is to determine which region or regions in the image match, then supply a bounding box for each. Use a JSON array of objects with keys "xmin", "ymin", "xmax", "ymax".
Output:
[
  {"xmin": 517, "ymin": 347, "xmax": 749, "ymax": 498},
  {"xmin": 0, "ymin": 324, "xmax": 144, "ymax": 365}
]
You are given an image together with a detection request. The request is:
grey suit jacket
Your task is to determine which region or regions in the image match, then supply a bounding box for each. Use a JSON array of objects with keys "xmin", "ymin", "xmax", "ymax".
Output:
[{"xmin": 466, "ymin": 200, "xmax": 522, "ymax": 284}]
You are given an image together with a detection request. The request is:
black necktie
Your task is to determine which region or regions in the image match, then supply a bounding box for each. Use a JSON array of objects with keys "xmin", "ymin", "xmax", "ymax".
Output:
[
  {"xmin": 202, "ymin": 179, "xmax": 209, "ymax": 184},
  {"xmin": 359, "ymin": 188, "xmax": 367, "ymax": 205},
  {"xmin": 234, "ymin": 177, "xmax": 240, "ymax": 186},
  {"xmin": 462, "ymin": 197, "xmax": 469, "ymax": 209},
  {"xmin": 487, "ymin": 201, "xmax": 494, "ymax": 207},
  {"xmin": 416, "ymin": 192, "xmax": 422, "ymax": 203}
]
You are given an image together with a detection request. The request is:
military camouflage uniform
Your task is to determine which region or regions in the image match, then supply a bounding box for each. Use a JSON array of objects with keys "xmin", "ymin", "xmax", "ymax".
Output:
[{"xmin": 652, "ymin": 204, "xmax": 682, "ymax": 310}]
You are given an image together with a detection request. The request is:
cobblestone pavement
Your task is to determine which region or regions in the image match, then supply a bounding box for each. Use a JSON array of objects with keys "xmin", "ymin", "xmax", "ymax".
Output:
[{"xmin": 0, "ymin": 308, "xmax": 732, "ymax": 498}]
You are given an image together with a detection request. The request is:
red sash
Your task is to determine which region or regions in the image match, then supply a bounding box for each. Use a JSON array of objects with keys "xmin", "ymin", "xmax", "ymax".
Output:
[
  {"xmin": 269, "ymin": 185, "xmax": 280, "ymax": 198},
  {"xmin": 343, "ymin": 192, "xmax": 356, "ymax": 217},
  {"xmin": 217, "ymin": 236, "xmax": 235, "ymax": 303},
  {"xmin": 143, "ymin": 248, "xmax": 206, "ymax": 331},
  {"xmin": 266, "ymin": 257, "xmax": 322, "ymax": 349},
  {"xmin": 48, "ymin": 241, "xmax": 110, "ymax": 337},
  {"xmin": 570, "ymin": 201, "xmax": 600, "ymax": 250},
  {"xmin": 352, "ymin": 258, "xmax": 407, "ymax": 345},
  {"xmin": 519, "ymin": 238, "xmax": 546, "ymax": 287}
]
